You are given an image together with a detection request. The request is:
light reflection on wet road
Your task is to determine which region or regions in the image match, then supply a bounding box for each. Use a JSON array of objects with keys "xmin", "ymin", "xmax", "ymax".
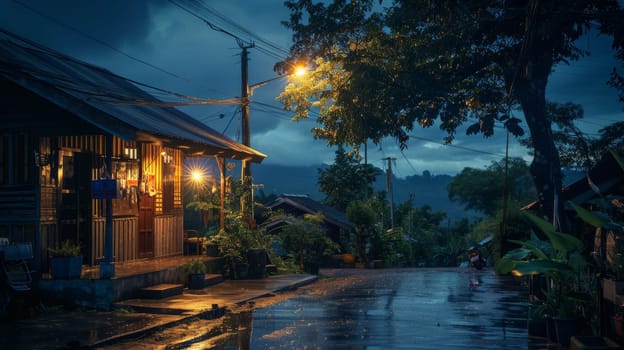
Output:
[{"xmin": 248, "ymin": 269, "xmax": 547, "ymax": 349}]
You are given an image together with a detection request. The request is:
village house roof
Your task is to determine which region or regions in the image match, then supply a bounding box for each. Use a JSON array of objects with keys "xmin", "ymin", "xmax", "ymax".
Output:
[
  {"xmin": 522, "ymin": 150, "xmax": 624, "ymax": 211},
  {"xmin": 265, "ymin": 194, "xmax": 355, "ymax": 231},
  {"xmin": 0, "ymin": 29, "xmax": 266, "ymax": 163}
]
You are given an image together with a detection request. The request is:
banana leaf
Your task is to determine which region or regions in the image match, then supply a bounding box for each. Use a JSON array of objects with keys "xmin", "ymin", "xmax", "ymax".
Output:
[
  {"xmin": 523, "ymin": 211, "xmax": 584, "ymax": 254},
  {"xmin": 511, "ymin": 259, "xmax": 574, "ymax": 276},
  {"xmin": 610, "ymin": 149, "xmax": 624, "ymax": 172},
  {"xmin": 509, "ymin": 239, "xmax": 549, "ymax": 260},
  {"xmin": 569, "ymin": 201, "xmax": 606, "ymax": 228}
]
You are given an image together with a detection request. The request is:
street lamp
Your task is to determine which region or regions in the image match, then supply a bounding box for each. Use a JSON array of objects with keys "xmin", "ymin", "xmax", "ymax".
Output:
[{"xmin": 239, "ymin": 56, "xmax": 307, "ymax": 225}]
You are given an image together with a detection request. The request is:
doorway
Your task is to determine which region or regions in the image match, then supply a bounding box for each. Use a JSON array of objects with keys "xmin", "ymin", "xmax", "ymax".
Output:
[
  {"xmin": 58, "ymin": 150, "xmax": 92, "ymax": 264},
  {"xmin": 138, "ymin": 193, "xmax": 154, "ymax": 258}
]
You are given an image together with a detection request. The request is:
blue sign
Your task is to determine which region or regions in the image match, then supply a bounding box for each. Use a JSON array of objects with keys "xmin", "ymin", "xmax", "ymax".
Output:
[{"xmin": 92, "ymin": 179, "xmax": 118, "ymax": 199}]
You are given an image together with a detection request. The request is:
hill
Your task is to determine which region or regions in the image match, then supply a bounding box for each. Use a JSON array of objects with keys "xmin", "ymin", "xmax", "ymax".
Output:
[{"xmin": 252, "ymin": 163, "xmax": 477, "ymax": 221}]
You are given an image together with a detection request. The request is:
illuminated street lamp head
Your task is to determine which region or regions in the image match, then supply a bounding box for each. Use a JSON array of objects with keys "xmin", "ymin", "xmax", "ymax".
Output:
[{"xmin": 294, "ymin": 65, "xmax": 307, "ymax": 77}]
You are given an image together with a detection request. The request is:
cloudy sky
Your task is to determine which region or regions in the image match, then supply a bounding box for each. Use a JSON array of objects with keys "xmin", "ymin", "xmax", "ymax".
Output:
[{"xmin": 1, "ymin": 0, "xmax": 622, "ymax": 177}]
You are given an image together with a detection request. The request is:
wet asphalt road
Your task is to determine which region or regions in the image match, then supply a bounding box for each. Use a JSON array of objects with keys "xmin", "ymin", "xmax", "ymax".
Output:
[{"xmin": 245, "ymin": 268, "xmax": 547, "ymax": 350}]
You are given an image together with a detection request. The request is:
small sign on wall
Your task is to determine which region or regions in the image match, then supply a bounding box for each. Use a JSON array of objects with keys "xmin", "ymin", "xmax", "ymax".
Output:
[{"xmin": 92, "ymin": 179, "xmax": 118, "ymax": 199}]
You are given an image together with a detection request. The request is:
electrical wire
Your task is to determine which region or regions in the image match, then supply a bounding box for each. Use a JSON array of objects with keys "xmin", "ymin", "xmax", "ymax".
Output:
[
  {"xmin": 11, "ymin": 0, "xmax": 193, "ymax": 84},
  {"xmin": 0, "ymin": 30, "xmax": 242, "ymax": 106}
]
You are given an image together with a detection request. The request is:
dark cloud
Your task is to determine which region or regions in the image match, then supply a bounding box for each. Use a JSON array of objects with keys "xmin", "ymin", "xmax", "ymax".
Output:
[
  {"xmin": 1, "ymin": 0, "xmax": 165, "ymax": 53},
  {"xmin": 1, "ymin": 0, "xmax": 621, "ymax": 177}
]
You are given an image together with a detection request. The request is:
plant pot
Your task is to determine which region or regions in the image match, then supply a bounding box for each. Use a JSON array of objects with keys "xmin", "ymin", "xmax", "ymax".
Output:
[
  {"xmin": 527, "ymin": 317, "xmax": 547, "ymax": 338},
  {"xmin": 235, "ymin": 263, "xmax": 249, "ymax": 280},
  {"xmin": 205, "ymin": 244, "xmax": 220, "ymax": 257},
  {"xmin": 50, "ymin": 256, "xmax": 83, "ymax": 279},
  {"xmin": 554, "ymin": 316, "xmax": 582, "ymax": 346},
  {"xmin": 188, "ymin": 273, "xmax": 205, "ymax": 289}
]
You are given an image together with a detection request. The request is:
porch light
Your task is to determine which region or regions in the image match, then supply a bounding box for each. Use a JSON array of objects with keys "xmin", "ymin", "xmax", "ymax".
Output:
[
  {"xmin": 162, "ymin": 152, "xmax": 173, "ymax": 164},
  {"xmin": 191, "ymin": 170, "xmax": 202, "ymax": 182},
  {"xmin": 123, "ymin": 147, "xmax": 137, "ymax": 160}
]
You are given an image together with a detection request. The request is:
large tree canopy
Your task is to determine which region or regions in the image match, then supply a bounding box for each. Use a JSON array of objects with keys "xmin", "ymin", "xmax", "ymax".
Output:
[
  {"xmin": 447, "ymin": 157, "xmax": 535, "ymax": 217},
  {"xmin": 277, "ymin": 0, "xmax": 623, "ymax": 226},
  {"xmin": 317, "ymin": 147, "xmax": 381, "ymax": 212}
]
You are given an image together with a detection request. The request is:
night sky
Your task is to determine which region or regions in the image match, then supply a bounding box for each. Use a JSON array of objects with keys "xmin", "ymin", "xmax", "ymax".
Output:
[{"xmin": 1, "ymin": 0, "xmax": 622, "ymax": 177}]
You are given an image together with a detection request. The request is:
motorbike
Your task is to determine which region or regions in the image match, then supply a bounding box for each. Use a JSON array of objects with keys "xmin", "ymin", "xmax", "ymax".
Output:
[{"xmin": 468, "ymin": 246, "xmax": 485, "ymax": 270}]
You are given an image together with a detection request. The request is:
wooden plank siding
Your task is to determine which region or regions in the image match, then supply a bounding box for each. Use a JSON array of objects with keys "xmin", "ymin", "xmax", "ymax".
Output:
[
  {"xmin": 1, "ymin": 133, "xmax": 187, "ymax": 269},
  {"xmin": 91, "ymin": 217, "xmax": 138, "ymax": 265},
  {"xmin": 91, "ymin": 215, "xmax": 183, "ymax": 263},
  {"xmin": 0, "ymin": 185, "xmax": 37, "ymax": 223},
  {"xmin": 154, "ymin": 215, "xmax": 184, "ymax": 257}
]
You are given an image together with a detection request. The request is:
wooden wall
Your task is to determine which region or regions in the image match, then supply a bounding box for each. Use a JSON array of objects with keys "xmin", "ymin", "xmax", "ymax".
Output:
[{"xmin": 154, "ymin": 215, "xmax": 184, "ymax": 257}]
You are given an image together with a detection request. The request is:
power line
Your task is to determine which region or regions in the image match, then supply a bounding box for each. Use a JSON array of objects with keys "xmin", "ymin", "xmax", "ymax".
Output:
[
  {"xmin": 0, "ymin": 30, "xmax": 243, "ymax": 107},
  {"xmin": 169, "ymin": 0, "xmax": 244, "ymax": 43},
  {"xmin": 11, "ymin": 0, "xmax": 190, "ymax": 82},
  {"xmin": 408, "ymin": 134, "xmax": 507, "ymax": 158},
  {"xmin": 194, "ymin": 1, "xmax": 290, "ymax": 57},
  {"xmin": 169, "ymin": 0, "xmax": 290, "ymax": 63}
]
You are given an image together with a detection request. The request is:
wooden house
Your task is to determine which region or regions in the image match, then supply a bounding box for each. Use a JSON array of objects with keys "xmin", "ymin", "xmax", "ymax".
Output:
[
  {"xmin": 0, "ymin": 31, "xmax": 266, "ymax": 275},
  {"xmin": 263, "ymin": 194, "xmax": 355, "ymax": 244}
]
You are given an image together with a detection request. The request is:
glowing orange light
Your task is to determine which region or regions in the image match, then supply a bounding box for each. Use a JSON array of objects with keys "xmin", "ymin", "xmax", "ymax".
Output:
[
  {"xmin": 294, "ymin": 66, "xmax": 307, "ymax": 77},
  {"xmin": 191, "ymin": 170, "xmax": 202, "ymax": 182}
]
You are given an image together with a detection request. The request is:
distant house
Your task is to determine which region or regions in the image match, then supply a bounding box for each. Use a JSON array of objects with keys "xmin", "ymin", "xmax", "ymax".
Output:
[
  {"xmin": 561, "ymin": 150, "xmax": 624, "ymax": 208},
  {"xmin": 0, "ymin": 31, "xmax": 266, "ymax": 274},
  {"xmin": 263, "ymin": 194, "xmax": 355, "ymax": 245}
]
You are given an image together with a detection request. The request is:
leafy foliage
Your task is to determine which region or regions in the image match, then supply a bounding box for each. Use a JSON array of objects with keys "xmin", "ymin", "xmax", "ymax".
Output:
[
  {"xmin": 182, "ymin": 260, "xmax": 207, "ymax": 276},
  {"xmin": 279, "ymin": 213, "xmax": 340, "ymax": 267},
  {"xmin": 447, "ymin": 157, "xmax": 535, "ymax": 217},
  {"xmin": 317, "ymin": 147, "xmax": 381, "ymax": 212},
  {"xmin": 48, "ymin": 240, "xmax": 81, "ymax": 257},
  {"xmin": 208, "ymin": 213, "xmax": 275, "ymax": 273},
  {"xmin": 279, "ymin": 0, "xmax": 623, "ymax": 223},
  {"xmin": 495, "ymin": 211, "xmax": 591, "ymax": 318},
  {"xmin": 520, "ymin": 102, "xmax": 624, "ymax": 170}
]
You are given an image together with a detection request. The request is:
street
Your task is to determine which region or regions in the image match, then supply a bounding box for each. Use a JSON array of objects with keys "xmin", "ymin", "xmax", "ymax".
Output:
[
  {"xmin": 247, "ymin": 268, "xmax": 545, "ymax": 349},
  {"xmin": 104, "ymin": 268, "xmax": 549, "ymax": 349}
]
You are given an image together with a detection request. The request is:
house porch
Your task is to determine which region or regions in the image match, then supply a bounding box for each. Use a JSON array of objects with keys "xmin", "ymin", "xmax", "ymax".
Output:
[{"xmin": 37, "ymin": 255, "xmax": 223, "ymax": 310}]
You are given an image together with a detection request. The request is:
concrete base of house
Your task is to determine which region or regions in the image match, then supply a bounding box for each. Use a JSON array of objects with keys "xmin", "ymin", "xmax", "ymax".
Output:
[{"xmin": 36, "ymin": 256, "xmax": 224, "ymax": 310}]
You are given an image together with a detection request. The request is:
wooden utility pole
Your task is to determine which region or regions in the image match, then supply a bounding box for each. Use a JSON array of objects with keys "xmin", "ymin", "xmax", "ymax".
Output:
[
  {"xmin": 239, "ymin": 41, "xmax": 254, "ymax": 224},
  {"xmin": 383, "ymin": 157, "xmax": 396, "ymax": 231}
]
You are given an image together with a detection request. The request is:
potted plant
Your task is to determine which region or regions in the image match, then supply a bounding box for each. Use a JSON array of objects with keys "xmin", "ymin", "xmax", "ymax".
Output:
[
  {"xmin": 208, "ymin": 213, "xmax": 275, "ymax": 279},
  {"xmin": 48, "ymin": 240, "xmax": 83, "ymax": 279},
  {"xmin": 279, "ymin": 213, "xmax": 340, "ymax": 274},
  {"xmin": 495, "ymin": 210, "xmax": 592, "ymax": 346},
  {"xmin": 182, "ymin": 260, "xmax": 207, "ymax": 289}
]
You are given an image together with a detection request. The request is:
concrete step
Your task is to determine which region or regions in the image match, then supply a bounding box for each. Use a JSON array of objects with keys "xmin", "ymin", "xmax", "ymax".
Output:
[
  {"xmin": 204, "ymin": 273, "xmax": 223, "ymax": 286},
  {"xmin": 140, "ymin": 283, "xmax": 184, "ymax": 299}
]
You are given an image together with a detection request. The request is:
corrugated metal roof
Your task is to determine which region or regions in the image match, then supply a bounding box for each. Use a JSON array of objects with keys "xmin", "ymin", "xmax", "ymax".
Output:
[
  {"xmin": 266, "ymin": 194, "xmax": 355, "ymax": 230},
  {"xmin": 0, "ymin": 30, "xmax": 266, "ymax": 163}
]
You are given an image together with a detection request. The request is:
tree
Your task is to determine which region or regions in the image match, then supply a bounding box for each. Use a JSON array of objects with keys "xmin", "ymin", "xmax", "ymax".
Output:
[
  {"xmin": 447, "ymin": 158, "xmax": 535, "ymax": 217},
  {"xmin": 278, "ymin": 0, "xmax": 623, "ymax": 226},
  {"xmin": 521, "ymin": 102, "xmax": 623, "ymax": 170},
  {"xmin": 317, "ymin": 146, "xmax": 381, "ymax": 211}
]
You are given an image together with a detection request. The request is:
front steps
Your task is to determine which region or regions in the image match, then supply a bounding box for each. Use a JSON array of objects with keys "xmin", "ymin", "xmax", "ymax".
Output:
[{"xmin": 140, "ymin": 283, "xmax": 185, "ymax": 299}]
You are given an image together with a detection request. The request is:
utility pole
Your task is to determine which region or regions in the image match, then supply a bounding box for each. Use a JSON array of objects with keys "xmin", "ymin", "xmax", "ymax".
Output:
[
  {"xmin": 239, "ymin": 41, "xmax": 254, "ymax": 224},
  {"xmin": 383, "ymin": 157, "xmax": 396, "ymax": 231},
  {"xmin": 501, "ymin": 129, "xmax": 510, "ymax": 242}
]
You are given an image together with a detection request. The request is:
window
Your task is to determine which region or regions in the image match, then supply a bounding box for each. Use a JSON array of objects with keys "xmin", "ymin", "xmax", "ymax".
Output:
[{"xmin": 0, "ymin": 133, "xmax": 31, "ymax": 185}]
